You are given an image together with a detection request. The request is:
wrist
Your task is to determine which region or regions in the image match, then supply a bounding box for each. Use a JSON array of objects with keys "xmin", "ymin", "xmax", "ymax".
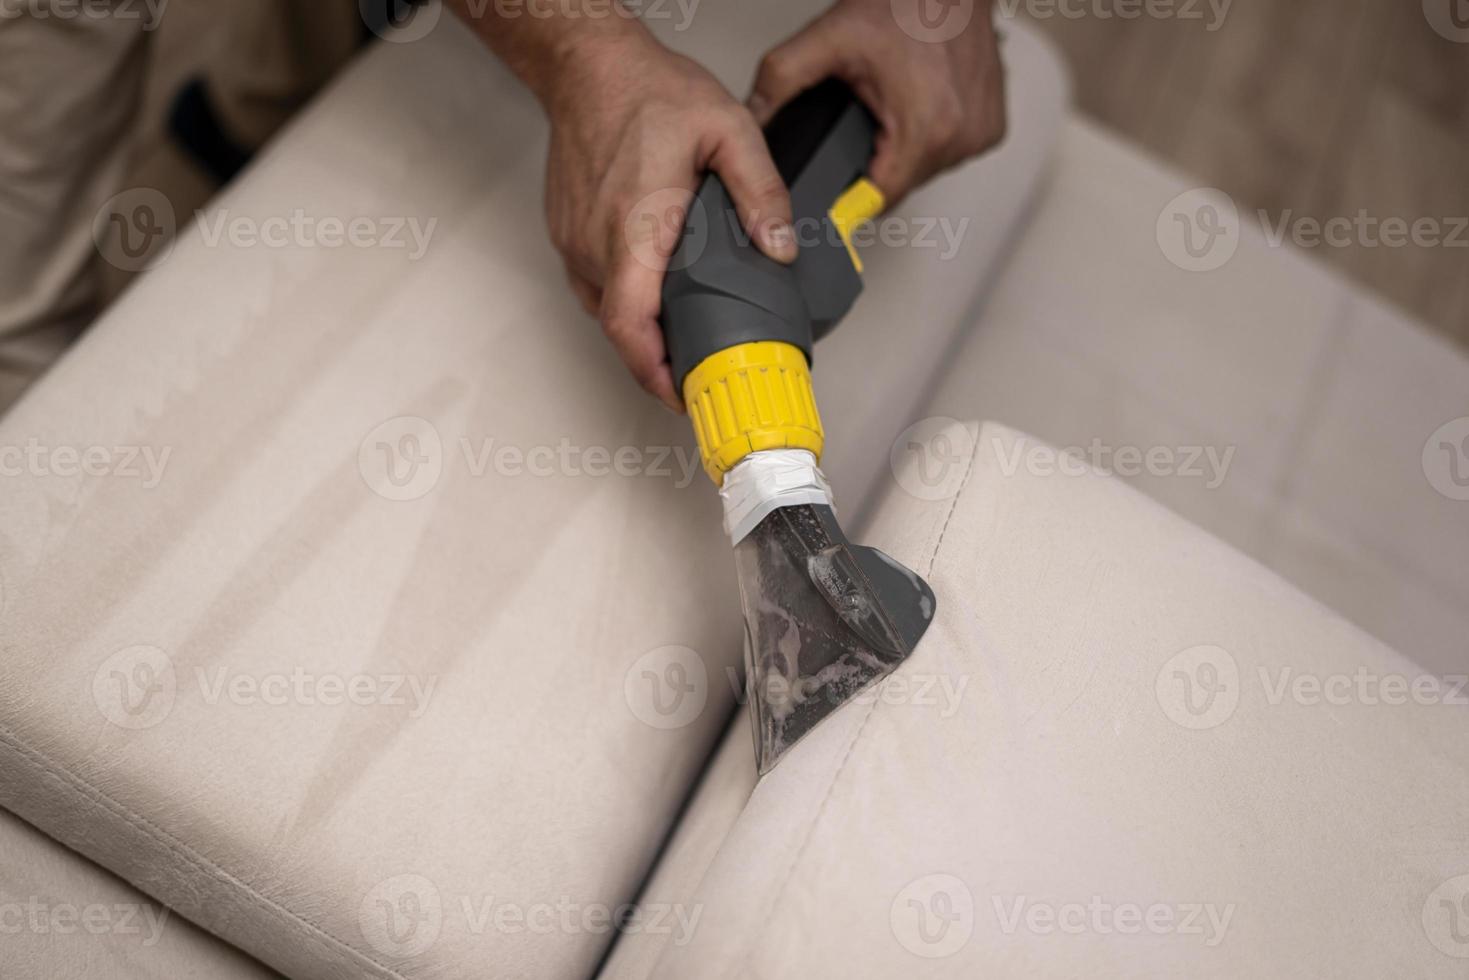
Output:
[
  {"xmin": 447, "ymin": 0, "xmax": 655, "ymax": 112},
  {"xmin": 528, "ymin": 15, "xmax": 657, "ymax": 114}
]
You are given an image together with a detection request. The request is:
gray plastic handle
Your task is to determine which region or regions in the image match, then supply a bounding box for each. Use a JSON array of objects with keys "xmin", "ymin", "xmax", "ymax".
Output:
[{"xmin": 659, "ymin": 80, "xmax": 878, "ymax": 386}]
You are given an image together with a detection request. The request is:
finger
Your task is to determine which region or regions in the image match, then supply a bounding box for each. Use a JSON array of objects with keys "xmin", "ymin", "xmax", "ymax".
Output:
[
  {"xmin": 748, "ymin": 20, "xmax": 841, "ymax": 125},
  {"xmin": 565, "ymin": 264, "xmax": 602, "ymax": 316},
  {"xmin": 866, "ymin": 108, "xmax": 926, "ymax": 207},
  {"xmin": 601, "ymin": 253, "xmax": 682, "ymax": 412},
  {"xmin": 622, "ymin": 183, "xmax": 697, "ymax": 280},
  {"xmin": 709, "ymin": 114, "xmax": 797, "ymax": 264}
]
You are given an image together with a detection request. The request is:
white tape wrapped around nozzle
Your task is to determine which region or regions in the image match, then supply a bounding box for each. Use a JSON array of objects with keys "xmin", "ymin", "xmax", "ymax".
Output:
[{"xmin": 720, "ymin": 449, "xmax": 835, "ymax": 545}]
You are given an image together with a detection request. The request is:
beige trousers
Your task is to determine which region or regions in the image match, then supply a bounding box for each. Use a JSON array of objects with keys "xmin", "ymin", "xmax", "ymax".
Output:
[{"xmin": 0, "ymin": 0, "xmax": 357, "ymax": 410}]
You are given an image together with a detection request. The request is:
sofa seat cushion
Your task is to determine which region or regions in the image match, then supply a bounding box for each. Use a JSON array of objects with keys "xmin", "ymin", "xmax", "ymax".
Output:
[
  {"xmin": 0, "ymin": 808, "xmax": 279, "ymax": 980},
  {"xmin": 0, "ymin": 10, "xmax": 1066, "ymax": 980},
  {"xmin": 645, "ymin": 423, "xmax": 1469, "ymax": 979}
]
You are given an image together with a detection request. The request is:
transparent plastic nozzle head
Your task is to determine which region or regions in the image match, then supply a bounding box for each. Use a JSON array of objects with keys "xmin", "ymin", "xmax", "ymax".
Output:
[{"xmin": 721, "ymin": 452, "xmax": 936, "ymax": 774}]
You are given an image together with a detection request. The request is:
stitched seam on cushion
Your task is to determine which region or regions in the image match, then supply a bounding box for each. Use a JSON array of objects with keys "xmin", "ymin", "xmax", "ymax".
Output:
[
  {"xmin": 0, "ymin": 724, "xmax": 409, "ymax": 980},
  {"xmin": 738, "ymin": 435, "xmax": 981, "ymax": 979}
]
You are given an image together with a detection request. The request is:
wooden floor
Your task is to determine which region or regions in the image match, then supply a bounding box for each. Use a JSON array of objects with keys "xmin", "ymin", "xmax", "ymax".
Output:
[{"xmin": 1010, "ymin": 0, "xmax": 1469, "ymax": 348}]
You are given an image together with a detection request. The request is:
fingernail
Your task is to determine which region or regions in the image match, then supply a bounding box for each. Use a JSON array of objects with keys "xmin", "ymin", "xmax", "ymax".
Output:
[
  {"xmin": 763, "ymin": 220, "xmax": 797, "ymax": 262},
  {"xmin": 748, "ymin": 93, "xmax": 770, "ymax": 121}
]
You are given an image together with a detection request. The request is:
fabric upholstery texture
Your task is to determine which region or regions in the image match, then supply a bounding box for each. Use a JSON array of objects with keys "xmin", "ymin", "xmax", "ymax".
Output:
[
  {"xmin": 606, "ymin": 113, "xmax": 1469, "ymax": 978},
  {"xmin": 0, "ymin": 10, "xmax": 1064, "ymax": 980},
  {"xmin": 921, "ymin": 119, "xmax": 1469, "ymax": 675},
  {"xmin": 644, "ymin": 423, "xmax": 1469, "ymax": 979},
  {"xmin": 0, "ymin": 808, "xmax": 280, "ymax": 980}
]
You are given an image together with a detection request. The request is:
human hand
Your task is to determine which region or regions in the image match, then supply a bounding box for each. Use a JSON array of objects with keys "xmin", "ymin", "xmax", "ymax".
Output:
[
  {"xmin": 748, "ymin": 0, "xmax": 1005, "ymax": 207},
  {"xmin": 539, "ymin": 27, "xmax": 797, "ymax": 410}
]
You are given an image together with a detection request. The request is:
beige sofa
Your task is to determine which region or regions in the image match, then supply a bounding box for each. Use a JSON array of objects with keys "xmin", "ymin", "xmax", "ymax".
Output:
[{"xmin": 1, "ymin": 4, "xmax": 1466, "ymax": 978}]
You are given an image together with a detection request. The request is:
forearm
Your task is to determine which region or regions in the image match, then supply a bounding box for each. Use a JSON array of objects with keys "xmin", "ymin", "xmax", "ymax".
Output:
[{"xmin": 443, "ymin": 0, "xmax": 653, "ymax": 110}]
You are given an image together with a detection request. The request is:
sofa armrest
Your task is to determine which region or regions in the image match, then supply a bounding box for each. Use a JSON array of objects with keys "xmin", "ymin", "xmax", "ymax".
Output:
[{"xmin": 645, "ymin": 422, "xmax": 1469, "ymax": 979}]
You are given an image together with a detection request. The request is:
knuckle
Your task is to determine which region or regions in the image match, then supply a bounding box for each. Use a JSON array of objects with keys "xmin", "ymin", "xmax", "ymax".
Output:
[
  {"xmin": 757, "ymin": 50, "xmax": 793, "ymax": 89},
  {"xmin": 748, "ymin": 173, "xmax": 791, "ymax": 211},
  {"xmin": 601, "ymin": 309, "xmax": 632, "ymax": 340},
  {"xmin": 712, "ymin": 102, "xmax": 756, "ymax": 139}
]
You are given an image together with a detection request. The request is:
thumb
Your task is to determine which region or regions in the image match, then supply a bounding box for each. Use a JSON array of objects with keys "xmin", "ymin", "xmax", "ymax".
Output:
[{"xmin": 748, "ymin": 21, "xmax": 842, "ymax": 125}]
